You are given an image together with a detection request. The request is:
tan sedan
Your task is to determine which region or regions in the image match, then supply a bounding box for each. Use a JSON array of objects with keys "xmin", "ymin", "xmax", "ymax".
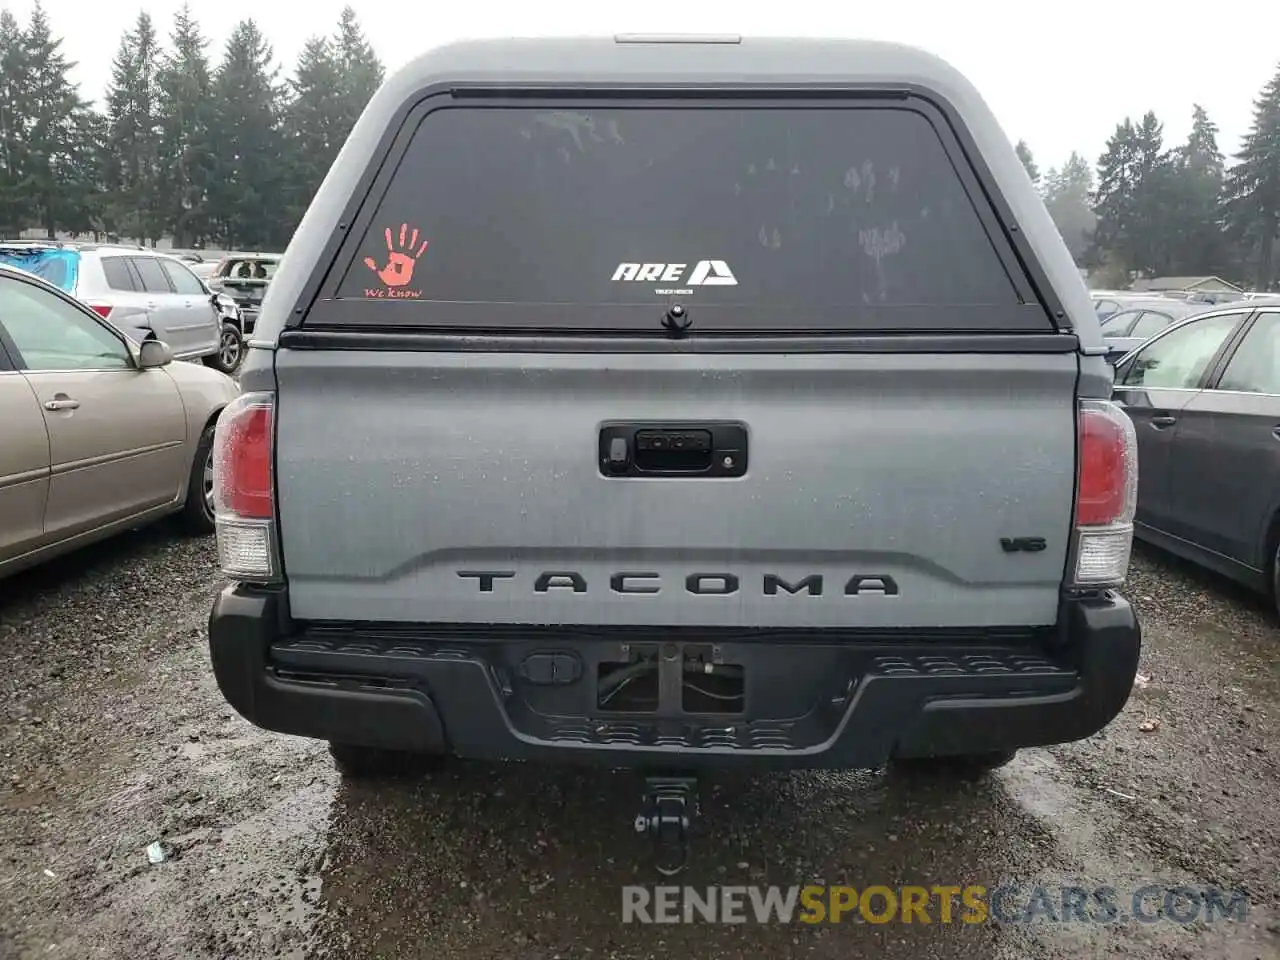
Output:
[{"xmin": 0, "ymin": 263, "xmax": 240, "ymax": 579}]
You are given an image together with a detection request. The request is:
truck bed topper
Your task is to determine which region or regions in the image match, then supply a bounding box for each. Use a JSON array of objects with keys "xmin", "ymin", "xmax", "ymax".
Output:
[{"xmin": 255, "ymin": 36, "xmax": 1099, "ymax": 353}]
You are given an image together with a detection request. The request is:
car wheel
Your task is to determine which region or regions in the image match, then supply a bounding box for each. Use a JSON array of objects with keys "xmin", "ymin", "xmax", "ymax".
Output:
[
  {"xmin": 888, "ymin": 750, "xmax": 1016, "ymax": 782},
  {"xmin": 205, "ymin": 322, "xmax": 243, "ymax": 374},
  {"xmin": 179, "ymin": 423, "xmax": 217, "ymax": 535},
  {"xmin": 328, "ymin": 742, "xmax": 449, "ymax": 779}
]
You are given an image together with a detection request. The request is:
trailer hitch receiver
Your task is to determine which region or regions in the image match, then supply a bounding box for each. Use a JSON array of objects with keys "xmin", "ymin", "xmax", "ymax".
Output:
[{"xmin": 635, "ymin": 775, "xmax": 698, "ymax": 876}]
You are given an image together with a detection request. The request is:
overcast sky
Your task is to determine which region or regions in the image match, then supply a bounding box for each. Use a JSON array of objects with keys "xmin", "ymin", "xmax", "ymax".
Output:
[{"xmin": 9, "ymin": 0, "xmax": 1279, "ymax": 174}]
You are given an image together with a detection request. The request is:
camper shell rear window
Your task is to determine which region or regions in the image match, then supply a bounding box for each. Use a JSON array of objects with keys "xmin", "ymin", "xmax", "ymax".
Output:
[{"xmin": 308, "ymin": 95, "xmax": 1054, "ymax": 334}]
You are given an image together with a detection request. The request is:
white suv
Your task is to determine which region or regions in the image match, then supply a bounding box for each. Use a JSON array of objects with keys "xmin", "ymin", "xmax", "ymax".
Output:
[{"xmin": 0, "ymin": 242, "xmax": 243, "ymax": 374}]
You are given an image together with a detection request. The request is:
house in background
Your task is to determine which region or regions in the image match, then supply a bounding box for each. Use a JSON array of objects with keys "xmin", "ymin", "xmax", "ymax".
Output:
[{"xmin": 1130, "ymin": 276, "xmax": 1243, "ymax": 295}]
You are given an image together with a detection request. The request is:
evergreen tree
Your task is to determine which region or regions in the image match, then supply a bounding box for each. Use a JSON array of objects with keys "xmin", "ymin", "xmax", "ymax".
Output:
[
  {"xmin": 21, "ymin": 2, "xmax": 96, "ymax": 237},
  {"xmin": 0, "ymin": 9, "xmax": 33, "ymax": 236},
  {"xmin": 1130, "ymin": 111, "xmax": 1176, "ymax": 276},
  {"xmin": 155, "ymin": 5, "xmax": 216, "ymax": 247},
  {"xmin": 1015, "ymin": 140, "xmax": 1040, "ymax": 186},
  {"xmin": 210, "ymin": 19, "xmax": 285, "ymax": 249},
  {"xmin": 333, "ymin": 6, "xmax": 384, "ymax": 134},
  {"xmin": 1163, "ymin": 105, "xmax": 1229, "ymax": 277},
  {"xmin": 1092, "ymin": 112, "xmax": 1174, "ymax": 277},
  {"xmin": 1186, "ymin": 103, "xmax": 1223, "ymax": 170},
  {"xmin": 281, "ymin": 36, "xmax": 344, "ymax": 230},
  {"xmin": 1092, "ymin": 119, "xmax": 1140, "ymax": 274},
  {"xmin": 1223, "ymin": 64, "xmax": 1280, "ymax": 290},
  {"xmin": 103, "ymin": 12, "xmax": 162, "ymax": 243},
  {"xmin": 1043, "ymin": 152, "xmax": 1096, "ymax": 263},
  {"xmin": 60, "ymin": 108, "xmax": 108, "ymax": 238}
]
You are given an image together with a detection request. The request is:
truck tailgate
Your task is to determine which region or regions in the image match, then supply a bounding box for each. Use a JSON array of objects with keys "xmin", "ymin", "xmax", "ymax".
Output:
[{"xmin": 274, "ymin": 348, "xmax": 1076, "ymax": 628}]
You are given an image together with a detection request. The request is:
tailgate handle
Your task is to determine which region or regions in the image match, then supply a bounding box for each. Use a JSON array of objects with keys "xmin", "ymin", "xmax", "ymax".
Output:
[
  {"xmin": 599, "ymin": 422, "xmax": 747, "ymax": 478},
  {"xmin": 635, "ymin": 429, "xmax": 713, "ymax": 471}
]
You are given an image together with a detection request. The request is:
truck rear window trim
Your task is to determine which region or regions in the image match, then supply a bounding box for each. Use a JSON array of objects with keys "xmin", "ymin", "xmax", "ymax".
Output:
[
  {"xmin": 293, "ymin": 89, "xmax": 1060, "ymax": 335},
  {"xmin": 278, "ymin": 328, "xmax": 1080, "ymax": 355},
  {"xmin": 303, "ymin": 298, "xmax": 1050, "ymax": 333}
]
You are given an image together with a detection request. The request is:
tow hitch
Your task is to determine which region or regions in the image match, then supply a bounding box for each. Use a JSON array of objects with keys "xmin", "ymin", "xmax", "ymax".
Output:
[{"xmin": 635, "ymin": 775, "xmax": 698, "ymax": 876}]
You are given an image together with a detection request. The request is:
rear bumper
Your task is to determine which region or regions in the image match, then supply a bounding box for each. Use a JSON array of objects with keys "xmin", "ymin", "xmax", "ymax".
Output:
[{"xmin": 208, "ymin": 589, "xmax": 1141, "ymax": 770}]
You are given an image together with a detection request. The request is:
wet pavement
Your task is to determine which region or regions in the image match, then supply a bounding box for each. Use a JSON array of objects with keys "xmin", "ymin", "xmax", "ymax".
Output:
[{"xmin": 1, "ymin": 528, "xmax": 1278, "ymax": 959}]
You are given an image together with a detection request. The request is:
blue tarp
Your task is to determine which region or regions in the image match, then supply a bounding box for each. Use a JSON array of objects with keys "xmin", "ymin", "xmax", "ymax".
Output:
[{"xmin": 0, "ymin": 247, "xmax": 80, "ymax": 292}]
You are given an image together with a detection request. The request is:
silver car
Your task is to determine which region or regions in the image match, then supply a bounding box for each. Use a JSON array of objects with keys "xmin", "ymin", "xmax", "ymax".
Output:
[
  {"xmin": 0, "ymin": 263, "xmax": 240, "ymax": 579},
  {"xmin": 0, "ymin": 242, "xmax": 242, "ymax": 374}
]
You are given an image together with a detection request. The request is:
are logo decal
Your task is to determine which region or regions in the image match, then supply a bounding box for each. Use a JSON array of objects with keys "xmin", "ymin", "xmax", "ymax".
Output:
[{"xmin": 611, "ymin": 260, "xmax": 737, "ymax": 293}]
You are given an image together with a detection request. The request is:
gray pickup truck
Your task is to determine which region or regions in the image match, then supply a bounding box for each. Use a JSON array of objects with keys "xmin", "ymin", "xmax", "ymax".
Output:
[{"xmin": 208, "ymin": 35, "xmax": 1141, "ymax": 870}]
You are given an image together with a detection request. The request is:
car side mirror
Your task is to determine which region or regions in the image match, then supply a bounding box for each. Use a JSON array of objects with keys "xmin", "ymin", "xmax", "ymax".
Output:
[{"xmin": 138, "ymin": 339, "xmax": 173, "ymax": 368}]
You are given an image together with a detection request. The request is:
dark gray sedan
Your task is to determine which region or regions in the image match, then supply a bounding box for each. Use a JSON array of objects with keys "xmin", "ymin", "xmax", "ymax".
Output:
[{"xmin": 1112, "ymin": 299, "xmax": 1280, "ymax": 612}]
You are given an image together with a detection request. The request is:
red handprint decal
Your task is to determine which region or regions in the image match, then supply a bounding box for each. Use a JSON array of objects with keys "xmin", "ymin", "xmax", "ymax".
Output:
[{"xmin": 364, "ymin": 223, "xmax": 429, "ymax": 288}]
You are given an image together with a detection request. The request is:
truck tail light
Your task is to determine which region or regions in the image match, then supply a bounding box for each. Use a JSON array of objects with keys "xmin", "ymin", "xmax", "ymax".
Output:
[
  {"xmin": 1071, "ymin": 399, "xmax": 1138, "ymax": 588},
  {"xmin": 212, "ymin": 391, "xmax": 279, "ymax": 582}
]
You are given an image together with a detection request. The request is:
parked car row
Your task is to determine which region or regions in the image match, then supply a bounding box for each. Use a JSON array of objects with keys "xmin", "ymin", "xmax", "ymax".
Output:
[
  {"xmin": 1112, "ymin": 298, "xmax": 1280, "ymax": 613},
  {"xmin": 0, "ymin": 241, "xmax": 246, "ymax": 374},
  {"xmin": 0, "ymin": 244, "xmax": 288, "ymax": 581},
  {"xmin": 0, "ymin": 262, "xmax": 240, "ymax": 579},
  {"xmin": 1091, "ymin": 288, "xmax": 1280, "ymax": 363}
]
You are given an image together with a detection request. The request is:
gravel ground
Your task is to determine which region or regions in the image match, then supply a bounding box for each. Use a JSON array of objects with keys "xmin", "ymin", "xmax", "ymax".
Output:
[{"xmin": 1, "ymin": 529, "xmax": 1278, "ymax": 959}]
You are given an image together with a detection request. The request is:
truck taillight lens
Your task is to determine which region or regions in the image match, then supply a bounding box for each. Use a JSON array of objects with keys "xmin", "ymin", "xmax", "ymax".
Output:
[
  {"xmin": 212, "ymin": 391, "xmax": 279, "ymax": 582},
  {"xmin": 1072, "ymin": 399, "xmax": 1138, "ymax": 587}
]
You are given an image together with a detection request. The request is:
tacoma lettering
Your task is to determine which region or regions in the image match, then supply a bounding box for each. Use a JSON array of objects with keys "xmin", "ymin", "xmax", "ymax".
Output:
[
  {"xmin": 763, "ymin": 573, "xmax": 823, "ymax": 596},
  {"xmin": 456, "ymin": 571, "xmax": 898, "ymax": 596},
  {"xmin": 685, "ymin": 573, "xmax": 738, "ymax": 595},
  {"xmin": 845, "ymin": 575, "xmax": 899, "ymax": 596},
  {"xmin": 610, "ymin": 572, "xmax": 660, "ymax": 594},
  {"xmin": 456, "ymin": 570, "xmax": 515, "ymax": 592},
  {"xmin": 534, "ymin": 572, "xmax": 587, "ymax": 593}
]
